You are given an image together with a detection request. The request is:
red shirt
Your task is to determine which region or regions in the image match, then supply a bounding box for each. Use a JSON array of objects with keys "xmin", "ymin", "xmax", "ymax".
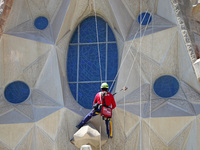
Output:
[{"xmin": 93, "ymin": 91, "xmax": 116, "ymax": 109}]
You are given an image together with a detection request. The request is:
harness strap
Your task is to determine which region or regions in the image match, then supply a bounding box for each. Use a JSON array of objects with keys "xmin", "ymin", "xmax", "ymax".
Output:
[
  {"xmin": 102, "ymin": 92, "xmax": 106, "ymax": 106},
  {"xmin": 100, "ymin": 92, "xmax": 112, "ymax": 119},
  {"xmin": 100, "ymin": 92, "xmax": 108, "ymax": 106}
]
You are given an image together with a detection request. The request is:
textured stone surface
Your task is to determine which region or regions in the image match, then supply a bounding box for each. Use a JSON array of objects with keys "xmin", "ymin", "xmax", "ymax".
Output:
[
  {"xmin": 0, "ymin": 123, "xmax": 33, "ymax": 149},
  {"xmin": 0, "ymin": 0, "xmax": 200, "ymax": 149},
  {"xmin": 194, "ymin": 59, "xmax": 200, "ymax": 82},
  {"xmin": 171, "ymin": 0, "xmax": 197, "ymax": 62},
  {"xmin": 144, "ymin": 116, "xmax": 195, "ymax": 144},
  {"xmin": 71, "ymin": 123, "xmax": 106, "ymax": 149}
]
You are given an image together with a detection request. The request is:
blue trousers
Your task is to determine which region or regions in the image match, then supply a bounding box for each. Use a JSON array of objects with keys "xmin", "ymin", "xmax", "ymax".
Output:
[{"xmin": 77, "ymin": 109, "xmax": 110, "ymax": 136}]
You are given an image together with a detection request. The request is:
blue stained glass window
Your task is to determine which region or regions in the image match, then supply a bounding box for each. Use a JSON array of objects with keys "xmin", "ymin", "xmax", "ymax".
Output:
[
  {"xmin": 80, "ymin": 16, "xmax": 106, "ymax": 43},
  {"xmin": 96, "ymin": 18, "xmax": 106, "ymax": 42},
  {"xmin": 153, "ymin": 75, "xmax": 179, "ymax": 98},
  {"xmin": 67, "ymin": 45, "xmax": 77, "ymax": 82},
  {"xmin": 107, "ymin": 43, "xmax": 118, "ymax": 80},
  {"xmin": 78, "ymin": 83, "xmax": 101, "ymax": 108},
  {"xmin": 79, "ymin": 44, "xmax": 106, "ymax": 81},
  {"xmin": 70, "ymin": 28, "xmax": 78, "ymax": 43},
  {"xmin": 108, "ymin": 26, "xmax": 116, "ymax": 41},
  {"xmin": 34, "ymin": 16, "xmax": 49, "ymax": 30},
  {"xmin": 67, "ymin": 16, "xmax": 118, "ymax": 109},
  {"xmin": 69, "ymin": 84, "xmax": 76, "ymax": 99},
  {"xmin": 4, "ymin": 81, "xmax": 30, "ymax": 104},
  {"xmin": 138, "ymin": 12, "xmax": 152, "ymax": 25}
]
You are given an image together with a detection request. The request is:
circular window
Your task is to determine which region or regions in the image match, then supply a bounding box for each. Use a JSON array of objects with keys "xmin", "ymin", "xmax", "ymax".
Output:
[
  {"xmin": 4, "ymin": 81, "xmax": 30, "ymax": 104},
  {"xmin": 34, "ymin": 16, "xmax": 49, "ymax": 30},
  {"xmin": 67, "ymin": 16, "xmax": 118, "ymax": 109},
  {"xmin": 138, "ymin": 12, "xmax": 152, "ymax": 25},
  {"xmin": 153, "ymin": 75, "xmax": 179, "ymax": 98}
]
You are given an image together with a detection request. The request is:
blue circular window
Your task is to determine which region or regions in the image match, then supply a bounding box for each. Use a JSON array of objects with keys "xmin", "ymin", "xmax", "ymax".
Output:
[
  {"xmin": 153, "ymin": 75, "xmax": 179, "ymax": 98},
  {"xmin": 4, "ymin": 81, "xmax": 30, "ymax": 104},
  {"xmin": 138, "ymin": 12, "xmax": 152, "ymax": 25},
  {"xmin": 34, "ymin": 16, "xmax": 49, "ymax": 30},
  {"xmin": 67, "ymin": 16, "xmax": 118, "ymax": 109}
]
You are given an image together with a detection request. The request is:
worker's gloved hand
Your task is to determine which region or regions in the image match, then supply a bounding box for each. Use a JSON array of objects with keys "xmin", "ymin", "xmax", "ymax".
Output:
[
  {"xmin": 98, "ymin": 104, "xmax": 102, "ymax": 110},
  {"xmin": 93, "ymin": 103, "xmax": 99, "ymax": 110}
]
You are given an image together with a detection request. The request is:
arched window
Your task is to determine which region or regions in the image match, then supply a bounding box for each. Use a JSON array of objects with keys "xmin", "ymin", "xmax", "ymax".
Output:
[{"xmin": 67, "ymin": 16, "xmax": 118, "ymax": 109}]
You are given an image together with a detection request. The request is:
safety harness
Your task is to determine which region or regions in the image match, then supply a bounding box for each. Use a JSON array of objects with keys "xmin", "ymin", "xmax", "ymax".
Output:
[
  {"xmin": 100, "ymin": 92, "xmax": 112, "ymax": 119},
  {"xmin": 93, "ymin": 92, "xmax": 112, "ymax": 119}
]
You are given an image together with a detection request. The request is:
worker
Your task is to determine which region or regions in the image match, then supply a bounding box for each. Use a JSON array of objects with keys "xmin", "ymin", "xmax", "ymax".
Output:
[{"xmin": 76, "ymin": 82, "xmax": 116, "ymax": 138}]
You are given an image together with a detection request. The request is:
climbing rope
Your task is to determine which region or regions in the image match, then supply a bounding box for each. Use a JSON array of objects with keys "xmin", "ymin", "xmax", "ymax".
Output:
[
  {"xmin": 93, "ymin": 0, "xmax": 103, "ymax": 84},
  {"xmin": 92, "ymin": 0, "xmax": 156, "ymax": 149},
  {"xmin": 139, "ymin": 1, "xmax": 143, "ymax": 149},
  {"xmin": 102, "ymin": 4, "xmax": 154, "ymax": 150},
  {"xmin": 92, "ymin": 0, "xmax": 102, "ymax": 149},
  {"xmin": 148, "ymin": 0, "xmax": 156, "ymax": 148},
  {"xmin": 109, "ymin": 9, "xmax": 152, "ymax": 93}
]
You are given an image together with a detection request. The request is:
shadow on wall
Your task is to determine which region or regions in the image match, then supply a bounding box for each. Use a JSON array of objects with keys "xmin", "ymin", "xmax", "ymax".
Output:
[{"xmin": 195, "ymin": 45, "xmax": 200, "ymax": 59}]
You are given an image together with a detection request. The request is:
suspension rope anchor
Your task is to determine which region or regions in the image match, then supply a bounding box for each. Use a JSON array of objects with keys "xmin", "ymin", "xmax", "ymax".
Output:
[
  {"xmin": 113, "ymin": 86, "xmax": 128, "ymax": 96},
  {"xmin": 122, "ymin": 86, "xmax": 128, "ymax": 91}
]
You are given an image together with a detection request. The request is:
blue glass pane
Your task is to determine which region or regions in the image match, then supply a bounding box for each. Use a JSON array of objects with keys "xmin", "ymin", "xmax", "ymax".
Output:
[
  {"xmin": 97, "ymin": 17, "xmax": 106, "ymax": 42},
  {"xmin": 70, "ymin": 28, "xmax": 78, "ymax": 43},
  {"xmin": 80, "ymin": 17, "xmax": 96, "ymax": 43},
  {"xmin": 69, "ymin": 83, "xmax": 77, "ymax": 100},
  {"xmin": 79, "ymin": 44, "xmax": 106, "ymax": 81},
  {"xmin": 34, "ymin": 16, "xmax": 49, "ymax": 30},
  {"xmin": 80, "ymin": 16, "xmax": 106, "ymax": 43},
  {"xmin": 4, "ymin": 81, "xmax": 30, "ymax": 104},
  {"xmin": 107, "ymin": 81, "xmax": 115, "ymax": 93},
  {"xmin": 67, "ymin": 45, "xmax": 77, "ymax": 82},
  {"xmin": 107, "ymin": 43, "xmax": 118, "ymax": 80},
  {"xmin": 138, "ymin": 12, "xmax": 152, "ymax": 25},
  {"xmin": 108, "ymin": 25, "xmax": 116, "ymax": 41},
  {"xmin": 153, "ymin": 75, "xmax": 179, "ymax": 98},
  {"xmin": 100, "ymin": 44, "xmax": 106, "ymax": 80},
  {"xmin": 78, "ymin": 83, "xmax": 101, "ymax": 109}
]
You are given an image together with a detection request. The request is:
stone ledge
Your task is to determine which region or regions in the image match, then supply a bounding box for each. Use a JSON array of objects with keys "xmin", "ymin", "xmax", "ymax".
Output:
[{"xmin": 70, "ymin": 123, "xmax": 107, "ymax": 149}]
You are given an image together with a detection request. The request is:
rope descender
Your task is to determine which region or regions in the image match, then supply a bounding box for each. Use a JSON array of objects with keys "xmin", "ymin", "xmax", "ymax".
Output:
[{"xmin": 113, "ymin": 86, "xmax": 128, "ymax": 96}]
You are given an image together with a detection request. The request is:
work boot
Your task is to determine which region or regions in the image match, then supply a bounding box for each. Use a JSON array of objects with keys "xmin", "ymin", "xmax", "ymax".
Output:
[
  {"xmin": 70, "ymin": 137, "xmax": 74, "ymax": 142},
  {"xmin": 76, "ymin": 124, "xmax": 82, "ymax": 129}
]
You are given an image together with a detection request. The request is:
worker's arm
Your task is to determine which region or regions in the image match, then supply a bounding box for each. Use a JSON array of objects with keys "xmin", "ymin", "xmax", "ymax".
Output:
[
  {"xmin": 111, "ymin": 95, "xmax": 116, "ymax": 109},
  {"xmin": 93, "ymin": 93, "xmax": 99, "ymax": 105}
]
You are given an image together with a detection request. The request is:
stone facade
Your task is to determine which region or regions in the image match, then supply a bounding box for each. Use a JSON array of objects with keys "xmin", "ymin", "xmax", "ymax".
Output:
[{"xmin": 0, "ymin": 0, "xmax": 200, "ymax": 149}]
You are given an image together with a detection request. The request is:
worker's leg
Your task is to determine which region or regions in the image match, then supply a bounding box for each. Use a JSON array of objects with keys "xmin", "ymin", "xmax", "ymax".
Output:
[
  {"xmin": 105, "ymin": 119, "xmax": 109, "ymax": 137},
  {"xmin": 105, "ymin": 119, "xmax": 112, "ymax": 138},
  {"xmin": 109, "ymin": 119, "xmax": 112, "ymax": 138},
  {"xmin": 76, "ymin": 109, "xmax": 98, "ymax": 129}
]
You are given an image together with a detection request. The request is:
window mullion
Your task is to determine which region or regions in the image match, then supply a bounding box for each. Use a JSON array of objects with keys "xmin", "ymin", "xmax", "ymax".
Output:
[
  {"xmin": 76, "ymin": 25, "xmax": 80, "ymax": 102},
  {"xmin": 105, "ymin": 23, "xmax": 108, "ymax": 82}
]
